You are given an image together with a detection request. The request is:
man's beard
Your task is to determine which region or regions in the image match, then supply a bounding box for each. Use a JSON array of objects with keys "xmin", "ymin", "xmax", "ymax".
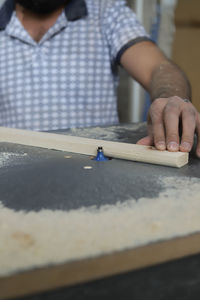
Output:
[{"xmin": 15, "ymin": 0, "xmax": 69, "ymax": 15}]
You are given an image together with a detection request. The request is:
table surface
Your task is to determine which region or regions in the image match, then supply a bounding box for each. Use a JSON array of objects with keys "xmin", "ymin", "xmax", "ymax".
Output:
[
  {"xmin": 1, "ymin": 123, "xmax": 199, "ymax": 212},
  {"xmin": 1, "ymin": 123, "xmax": 200, "ymax": 300}
]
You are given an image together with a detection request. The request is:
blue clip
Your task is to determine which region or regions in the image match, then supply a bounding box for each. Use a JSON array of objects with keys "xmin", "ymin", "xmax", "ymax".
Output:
[{"xmin": 93, "ymin": 147, "xmax": 109, "ymax": 161}]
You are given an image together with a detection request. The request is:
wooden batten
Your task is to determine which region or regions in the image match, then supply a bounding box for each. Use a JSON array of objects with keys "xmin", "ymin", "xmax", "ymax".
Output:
[{"xmin": 0, "ymin": 127, "xmax": 188, "ymax": 168}]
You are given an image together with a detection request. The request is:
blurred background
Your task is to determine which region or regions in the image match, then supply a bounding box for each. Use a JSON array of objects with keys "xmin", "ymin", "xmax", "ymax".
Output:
[
  {"xmin": 118, "ymin": 0, "xmax": 200, "ymax": 123},
  {"xmin": 0, "ymin": 0, "xmax": 199, "ymax": 123}
]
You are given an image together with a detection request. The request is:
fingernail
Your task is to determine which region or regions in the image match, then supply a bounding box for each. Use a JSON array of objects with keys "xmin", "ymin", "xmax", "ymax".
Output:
[
  {"xmin": 156, "ymin": 142, "xmax": 166, "ymax": 150},
  {"xmin": 181, "ymin": 142, "xmax": 191, "ymax": 152},
  {"xmin": 168, "ymin": 142, "xmax": 179, "ymax": 151}
]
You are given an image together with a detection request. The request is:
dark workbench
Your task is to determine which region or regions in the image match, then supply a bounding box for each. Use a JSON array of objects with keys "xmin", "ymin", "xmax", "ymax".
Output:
[
  {"xmin": 1, "ymin": 123, "xmax": 200, "ymax": 300},
  {"xmin": 19, "ymin": 253, "xmax": 200, "ymax": 300}
]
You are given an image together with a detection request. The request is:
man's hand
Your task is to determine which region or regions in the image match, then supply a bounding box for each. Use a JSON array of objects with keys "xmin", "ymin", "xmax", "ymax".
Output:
[
  {"xmin": 137, "ymin": 96, "xmax": 200, "ymax": 157},
  {"xmin": 120, "ymin": 41, "xmax": 198, "ymax": 156}
]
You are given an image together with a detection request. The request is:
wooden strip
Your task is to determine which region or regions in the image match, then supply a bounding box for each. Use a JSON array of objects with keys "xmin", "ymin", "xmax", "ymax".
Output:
[
  {"xmin": 0, "ymin": 127, "xmax": 188, "ymax": 168},
  {"xmin": 1, "ymin": 232, "xmax": 200, "ymax": 300}
]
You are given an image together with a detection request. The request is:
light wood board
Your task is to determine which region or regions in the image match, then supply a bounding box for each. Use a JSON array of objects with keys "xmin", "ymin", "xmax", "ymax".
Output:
[{"xmin": 0, "ymin": 127, "xmax": 188, "ymax": 167}]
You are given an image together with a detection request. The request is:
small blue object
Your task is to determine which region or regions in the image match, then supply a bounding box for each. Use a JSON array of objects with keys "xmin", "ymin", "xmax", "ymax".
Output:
[{"xmin": 93, "ymin": 147, "xmax": 109, "ymax": 161}]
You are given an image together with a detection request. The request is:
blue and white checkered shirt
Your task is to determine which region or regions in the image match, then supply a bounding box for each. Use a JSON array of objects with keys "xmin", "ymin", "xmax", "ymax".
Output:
[{"xmin": 0, "ymin": 0, "xmax": 150, "ymax": 131}]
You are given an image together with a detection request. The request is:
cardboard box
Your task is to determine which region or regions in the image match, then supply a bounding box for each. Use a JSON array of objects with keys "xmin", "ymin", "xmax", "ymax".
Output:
[
  {"xmin": 174, "ymin": 0, "xmax": 200, "ymax": 25},
  {"xmin": 172, "ymin": 0, "xmax": 200, "ymax": 112},
  {"xmin": 172, "ymin": 27, "xmax": 200, "ymax": 111}
]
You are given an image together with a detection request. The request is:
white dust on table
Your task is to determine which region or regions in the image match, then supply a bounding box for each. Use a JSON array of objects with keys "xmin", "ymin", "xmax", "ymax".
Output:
[
  {"xmin": 0, "ymin": 175, "xmax": 200, "ymax": 276},
  {"xmin": 0, "ymin": 152, "xmax": 27, "ymax": 168},
  {"xmin": 68, "ymin": 123, "xmax": 146, "ymax": 140}
]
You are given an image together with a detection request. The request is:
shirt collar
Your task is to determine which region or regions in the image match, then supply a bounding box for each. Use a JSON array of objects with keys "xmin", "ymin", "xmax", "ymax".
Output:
[
  {"xmin": 0, "ymin": 0, "xmax": 88, "ymax": 30},
  {"xmin": 5, "ymin": 10, "xmax": 68, "ymax": 46}
]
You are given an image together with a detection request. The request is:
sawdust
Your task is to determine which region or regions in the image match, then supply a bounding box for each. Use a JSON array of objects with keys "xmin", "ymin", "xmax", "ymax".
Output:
[
  {"xmin": 68, "ymin": 123, "xmax": 146, "ymax": 141},
  {"xmin": 0, "ymin": 176, "xmax": 200, "ymax": 277},
  {"xmin": 0, "ymin": 152, "xmax": 27, "ymax": 168}
]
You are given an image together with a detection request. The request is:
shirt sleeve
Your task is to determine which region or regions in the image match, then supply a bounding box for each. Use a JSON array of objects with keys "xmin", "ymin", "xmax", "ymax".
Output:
[{"xmin": 102, "ymin": 0, "xmax": 153, "ymax": 64}]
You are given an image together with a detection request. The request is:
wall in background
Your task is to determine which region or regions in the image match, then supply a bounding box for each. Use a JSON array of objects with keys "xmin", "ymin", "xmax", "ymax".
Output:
[
  {"xmin": 159, "ymin": 0, "xmax": 177, "ymax": 58},
  {"xmin": 172, "ymin": 0, "xmax": 200, "ymax": 112}
]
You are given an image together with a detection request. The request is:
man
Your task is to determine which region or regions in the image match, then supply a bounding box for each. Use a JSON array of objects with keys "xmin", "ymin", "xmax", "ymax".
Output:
[{"xmin": 0, "ymin": 0, "xmax": 199, "ymax": 156}]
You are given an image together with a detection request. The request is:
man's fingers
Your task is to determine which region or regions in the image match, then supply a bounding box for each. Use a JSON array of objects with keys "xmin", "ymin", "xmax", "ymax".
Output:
[
  {"xmin": 152, "ymin": 122, "xmax": 166, "ymax": 150},
  {"xmin": 137, "ymin": 119, "xmax": 153, "ymax": 146},
  {"xmin": 195, "ymin": 114, "xmax": 200, "ymax": 158},
  {"xmin": 196, "ymin": 135, "xmax": 200, "ymax": 158},
  {"xmin": 164, "ymin": 101, "xmax": 180, "ymax": 151},
  {"xmin": 137, "ymin": 135, "xmax": 153, "ymax": 146},
  {"xmin": 147, "ymin": 97, "xmax": 199, "ymax": 154},
  {"xmin": 148, "ymin": 99, "xmax": 167, "ymax": 150},
  {"xmin": 180, "ymin": 107, "xmax": 196, "ymax": 152}
]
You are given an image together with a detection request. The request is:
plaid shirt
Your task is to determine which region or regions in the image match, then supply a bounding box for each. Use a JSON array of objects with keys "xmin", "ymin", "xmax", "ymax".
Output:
[{"xmin": 0, "ymin": 0, "xmax": 150, "ymax": 131}]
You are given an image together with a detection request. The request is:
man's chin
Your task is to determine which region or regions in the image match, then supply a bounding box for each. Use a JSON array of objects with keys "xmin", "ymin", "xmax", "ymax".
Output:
[{"xmin": 15, "ymin": 0, "xmax": 68, "ymax": 15}]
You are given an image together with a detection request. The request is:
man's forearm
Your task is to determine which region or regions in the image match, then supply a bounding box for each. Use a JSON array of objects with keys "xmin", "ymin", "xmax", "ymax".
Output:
[
  {"xmin": 121, "ymin": 41, "xmax": 200, "ymax": 156},
  {"xmin": 149, "ymin": 60, "xmax": 192, "ymax": 102},
  {"xmin": 141, "ymin": 59, "xmax": 200, "ymax": 155}
]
